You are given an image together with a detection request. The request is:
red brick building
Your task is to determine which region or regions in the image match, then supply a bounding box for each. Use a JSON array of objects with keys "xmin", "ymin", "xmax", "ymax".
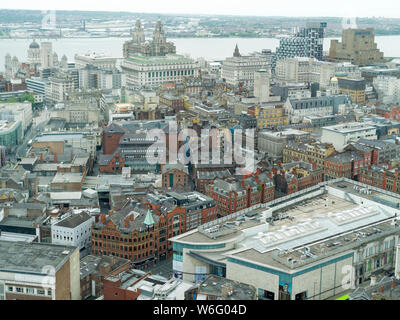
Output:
[
  {"xmin": 92, "ymin": 192, "xmax": 217, "ymax": 268},
  {"xmin": 147, "ymin": 191, "xmax": 217, "ymax": 233},
  {"xmin": 80, "ymin": 255, "xmax": 131, "ymax": 299},
  {"xmin": 102, "ymin": 123, "xmax": 126, "ymax": 155},
  {"xmin": 359, "ymin": 165, "xmax": 400, "ymax": 193},
  {"xmin": 103, "ymin": 271, "xmax": 148, "ymax": 300},
  {"xmin": 195, "ymin": 168, "xmax": 232, "ymax": 194},
  {"xmin": 159, "ymin": 93, "xmax": 184, "ymax": 111},
  {"xmin": 208, "ymin": 171, "xmax": 275, "ymax": 217},
  {"xmin": 324, "ymin": 151, "xmax": 364, "ymax": 180},
  {"xmin": 273, "ymin": 161, "xmax": 323, "ymax": 195},
  {"xmin": 98, "ymin": 151, "xmax": 125, "ymax": 173},
  {"xmin": 161, "ymin": 163, "xmax": 190, "ymax": 189}
]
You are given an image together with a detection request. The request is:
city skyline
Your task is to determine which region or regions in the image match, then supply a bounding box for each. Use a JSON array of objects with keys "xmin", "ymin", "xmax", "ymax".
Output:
[{"xmin": 1, "ymin": 0, "xmax": 400, "ymax": 18}]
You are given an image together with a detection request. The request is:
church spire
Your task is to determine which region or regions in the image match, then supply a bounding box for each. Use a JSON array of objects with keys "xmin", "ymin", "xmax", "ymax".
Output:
[{"xmin": 233, "ymin": 44, "xmax": 241, "ymax": 57}]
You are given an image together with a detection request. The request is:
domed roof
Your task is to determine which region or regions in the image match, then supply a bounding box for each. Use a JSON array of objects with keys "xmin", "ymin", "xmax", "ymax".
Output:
[{"xmin": 29, "ymin": 40, "xmax": 40, "ymax": 49}]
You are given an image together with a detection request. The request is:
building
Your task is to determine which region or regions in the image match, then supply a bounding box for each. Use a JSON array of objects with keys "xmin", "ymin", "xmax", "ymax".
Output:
[
  {"xmin": 284, "ymin": 95, "xmax": 351, "ymax": 124},
  {"xmin": 102, "ymin": 269, "xmax": 194, "ymax": 300},
  {"xmin": 100, "ymin": 120, "xmax": 173, "ymax": 173},
  {"xmin": 51, "ymin": 101, "xmax": 100, "ymax": 125},
  {"xmin": 0, "ymin": 241, "xmax": 80, "ymax": 300},
  {"xmin": 27, "ymin": 40, "xmax": 41, "ymax": 67},
  {"xmin": 208, "ymin": 171, "xmax": 275, "ymax": 217},
  {"xmin": 51, "ymin": 211, "xmax": 95, "ymax": 257},
  {"xmin": 272, "ymin": 22, "xmax": 327, "ymax": 71},
  {"xmin": 78, "ymin": 65, "xmax": 122, "ymax": 90},
  {"xmin": 257, "ymin": 129, "xmax": 310, "ymax": 159},
  {"xmin": 170, "ymin": 178, "xmax": 400, "ymax": 300},
  {"xmin": 359, "ymin": 166, "xmax": 400, "ymax": 194},
  {"xmin": 248, "ymin": 104, "xmax": 288, "ymax": 129},
  {"xmin": 26, "ymin": 77, "xmax": 47, "ymax": 96},
  {"xmin": 329, "ymin": 28, "xmax": 385, "ymax": 66},
  {"xmin": 195, "ymin": 168, "xmax": 232, "ymax": 195},
  {"xmin": 324, "ymin": 151, "xmax": 364, "ymax": 180},
  {"xmin": 273, "ymin": 161, "xmax": 323, "ymax": 195},
  {"xmin": 348, "ymin": 276, "xmax": 400, "ymax": 300},
  {"xmin": 74, "ymin": 53, "xmax": 117, "ymax": 71},
  {"xmin": 159, "ymin": 93, "xmax": 184, "ymax": 111},
  {"xmin": 0, "ymin": 101, "xmax": 32, "ymax": 134},
  {"xmin": 91, "ymin": 204, "xmax": 161, "ymax": 269},
  {"xmin": 40, "ymin": 42, "xmax": 53, "ymax": 69},
  {"xmin": 354, "ymin": 138, "xmax": 400, "ymax": 163},
  {"xmin": 271, "ymin": 83, "xmax": 312, "ymax": 102},
  {"xmin": 187, "ymin": 275, "xmax": 257, "ymax": 300},
  {"xmin": 275, "ymin": 57, "xmax": 335, "ymax": 88},
  {"xmin": 373, "ymin": 76, "xmax": 400, "ymax": 105},
  {"xmin": 80, "ymin": 254, "xmax": 131, "ymax": 299},
  {"xmin": 0, "ymin": 120, "xmax": 23, "ymax": 152},
  {"xmin": 321, "ymin": 122, "xmax": 378, "ymax": 152},
  {"xmin": 33, "ymin": 132, "xmax": 97, "ymax": 159},
  {"xmin": 45, "ymin": 73, "xmax": 75, "ymax": 105},
  {"xmin": 122, "ymin": 54, "xmax": 199, "ymax": 89},
  {"xmin": 221, "ymin": 45, "xmax": 270, "ymax": 87},
  {"xmin": 253, "ymin": 69, "xmax": 271, "ymax": 103},
  {"xmin": 337, "ymin": 78, "xmax": 366, "ymax": 105},
  {"xmin": 161, "ymin": 163, "xmax": 190, "ymax": 189},
  {"xmin": 123, "ymin": 20, "xmax": 176, "ymax": 58},
  {"xmin": 147, "ymin": 191, "xmax": 217, "ymax": 235}
]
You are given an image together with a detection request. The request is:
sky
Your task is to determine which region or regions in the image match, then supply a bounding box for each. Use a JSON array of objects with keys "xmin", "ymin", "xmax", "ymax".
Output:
[{"xmin": 0, "ymin": 0, "xmax": 399, "ymax": 18}]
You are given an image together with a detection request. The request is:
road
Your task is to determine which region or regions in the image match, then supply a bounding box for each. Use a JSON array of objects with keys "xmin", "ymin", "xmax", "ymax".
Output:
[{"xmin": 147, "ymin": 258, "xmax": 173, "ymax": 279}]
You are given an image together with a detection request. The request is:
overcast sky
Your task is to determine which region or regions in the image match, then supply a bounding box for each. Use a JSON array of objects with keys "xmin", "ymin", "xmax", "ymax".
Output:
[{"xmin": 1, "ymin": 0, "xmax": 398, "ymax": 18}]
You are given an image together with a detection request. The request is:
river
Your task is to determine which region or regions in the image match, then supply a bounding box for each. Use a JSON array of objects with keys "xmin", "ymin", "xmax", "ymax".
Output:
[{"xmin": 1, "ymin": 35, "xmax": 400, "ymax": 71}]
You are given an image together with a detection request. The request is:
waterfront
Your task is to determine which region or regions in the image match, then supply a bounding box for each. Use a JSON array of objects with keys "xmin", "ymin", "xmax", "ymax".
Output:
[{"xmin": 1, "ymin": 35, "xmax": 400, "ymax": 70}]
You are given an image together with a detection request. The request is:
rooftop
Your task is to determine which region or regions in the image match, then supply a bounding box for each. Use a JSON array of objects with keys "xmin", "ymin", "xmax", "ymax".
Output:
[
  {"xmin": 0, "ymin": 241, "xmax": 77, "ymax": 274},
  {"xmin": 171, "ymin": 178, "xmax": 400, "ymax": 272},
  {"xmin": 54, "ymin": 211, "xmax": 92, "ymax": 229}
]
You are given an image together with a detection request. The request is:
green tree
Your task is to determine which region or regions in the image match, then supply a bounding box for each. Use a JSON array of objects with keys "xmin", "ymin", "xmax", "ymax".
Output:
[{"xmin": 21, "ymin": 93, "xmax": 35, "ymax": 104}]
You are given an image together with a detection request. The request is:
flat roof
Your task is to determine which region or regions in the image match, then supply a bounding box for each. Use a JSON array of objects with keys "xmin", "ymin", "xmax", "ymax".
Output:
[
  {"xmin": 52, "ymin": 172, "xmax": 83, "ymax": 184},
  {"xmin": 0, "ymin": 241, "xmax": 77, "ymax": 274},
  {"xmin": 172, "ymin": 178, "xmax": 400, "ymax": 272}
]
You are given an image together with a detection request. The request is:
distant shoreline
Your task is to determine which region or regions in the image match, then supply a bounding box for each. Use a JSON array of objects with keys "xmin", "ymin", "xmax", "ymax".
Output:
[{"xmin": 1, "ymin": 34, "xmax": 400, "ymax": 41}]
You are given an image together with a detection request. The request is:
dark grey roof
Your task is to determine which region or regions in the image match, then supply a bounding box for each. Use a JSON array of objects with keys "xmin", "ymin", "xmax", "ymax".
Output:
[
  {"xmin": 197, "ymin": 169, "xmax": 231, "ymax": 180},
  {"xmin": 29, "ymin": 41, "xmax": 40, "ymax": 49},
  {"xmin": 0, "ymin": 241, "xmax": 77, "ymax": 274},
  {"xmin": 102, "ymin": 204, "xmax": 160, "ymax": 233},
  {"xmin": 326, "ymin": 151, "xmax": 363, "ymax": 164},
  {"xmin": 161, "ymin": 163, "xmax": 189, "ymax": 175},
  {"xmin": 55, "ymin": 212, "xmax": 92, "ymax": 228}
]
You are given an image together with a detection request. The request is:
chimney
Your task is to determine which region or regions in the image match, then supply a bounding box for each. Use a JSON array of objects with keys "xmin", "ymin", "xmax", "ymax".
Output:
[
  {"xmin": 124, "ymin": 214, "xmax": 134, "ymax": 228},
  {"xmin": 100, "ymin": 213, "xmax": 106, "ymax": 224},
  {"xmin": 380, "ymin": 285, "xmax": 385, "ymax": 293},
  {"xmin": 40, "ymin": 153, "xmax": 43, "ymax": 162}
]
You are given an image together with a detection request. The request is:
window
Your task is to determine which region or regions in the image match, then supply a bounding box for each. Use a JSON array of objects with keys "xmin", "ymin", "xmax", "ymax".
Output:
[
  {"xmin": 47, "ymin": 290, "xmax": 52, "ymax": 296},
  {"xmin": 37, "ymin": 289, "xmax": 45, "ymax": 295},
  {"xmin": 26, "ymin": 288, "xmax": 35, "ymax": 295},
  {"xmin": 7, "ymin": 287, "xmax": 13, "ymax": 292},
  {"xmin": 16, "ymin": 287, "xmax": 24, "ymax": 293}
]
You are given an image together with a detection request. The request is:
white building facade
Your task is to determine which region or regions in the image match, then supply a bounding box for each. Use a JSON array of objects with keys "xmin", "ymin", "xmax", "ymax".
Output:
[
  {"xmin": 222, "ymin": 55, "xmax": 270, "ymax": 87},
  {"xmin": 121, "ymin": 54, "xmax": 199, "ymax": 88},
  {"xmin": 51, "ymin": 212, "xmax": 94, "ymax": 254},
  {"xmin": 321, "ymin": 122, "xmax": 377, "ymax": 152}
]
